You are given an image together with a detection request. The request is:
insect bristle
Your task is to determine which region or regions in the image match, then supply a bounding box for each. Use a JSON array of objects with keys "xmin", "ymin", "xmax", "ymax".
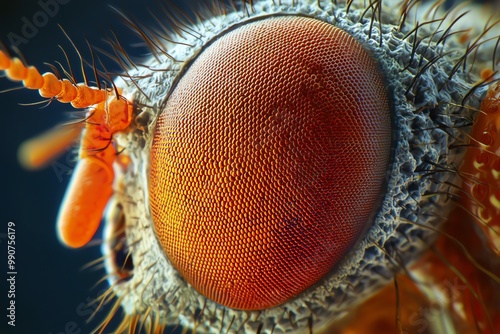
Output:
[
  {"xmin": 80, "ymin": 255, "xmax": 108, "ymax": 272},
  {"xmin": 94, "ymin": 294, "xmax": 125, "ymax": 334}
]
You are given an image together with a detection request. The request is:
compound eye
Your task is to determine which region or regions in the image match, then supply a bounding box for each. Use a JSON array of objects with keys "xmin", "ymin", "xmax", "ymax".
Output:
[{"xmin": 149, "ymin": 16, "xmax": 391, "ymax": 310}]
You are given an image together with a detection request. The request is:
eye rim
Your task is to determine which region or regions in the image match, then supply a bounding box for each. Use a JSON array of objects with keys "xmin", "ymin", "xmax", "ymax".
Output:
[
  {"xmin": 103, "ymin": 0, "xmax": 489, "ymax": 332},
  {"xmin": 149, "ymin": 13, "xmax": 394, "ymax": 311}
]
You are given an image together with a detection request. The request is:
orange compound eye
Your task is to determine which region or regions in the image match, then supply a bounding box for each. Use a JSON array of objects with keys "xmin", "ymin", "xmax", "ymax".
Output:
[{"xmin": 149, "ymin": 16, "xmax": 392, "ymax": 311}]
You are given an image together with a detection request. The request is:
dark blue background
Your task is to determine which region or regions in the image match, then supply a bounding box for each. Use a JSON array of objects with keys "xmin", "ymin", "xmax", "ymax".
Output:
[{"xmin": 0, "ymin": 0, "xmax": 188, "ymax": 333}]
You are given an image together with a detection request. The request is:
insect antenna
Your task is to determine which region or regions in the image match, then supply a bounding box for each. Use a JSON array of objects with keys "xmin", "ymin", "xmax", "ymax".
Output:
[{"xmin": 8, "ymin": 45, "xmax": 29, "ymax": 69}]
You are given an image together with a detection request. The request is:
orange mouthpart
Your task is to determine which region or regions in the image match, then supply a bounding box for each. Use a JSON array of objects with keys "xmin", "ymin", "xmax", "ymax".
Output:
[
  {"xmin": 57, "ymin": 95, "xmax": 133, "ymax": 248},
  {"xmin": 57, "ymin": 153, "xmax": 114, "ymax": 248}
]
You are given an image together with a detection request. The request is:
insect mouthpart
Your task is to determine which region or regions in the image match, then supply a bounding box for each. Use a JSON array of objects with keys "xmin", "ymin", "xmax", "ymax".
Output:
[{"xmin": 103, "ymin": 199, "xmax": 135, "ymax": 286}]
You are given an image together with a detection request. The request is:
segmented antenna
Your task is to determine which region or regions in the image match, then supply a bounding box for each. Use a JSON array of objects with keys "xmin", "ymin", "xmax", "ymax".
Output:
[{"xmin": 0, "ymin": 47, "xmax": 134, "ymax": 248}]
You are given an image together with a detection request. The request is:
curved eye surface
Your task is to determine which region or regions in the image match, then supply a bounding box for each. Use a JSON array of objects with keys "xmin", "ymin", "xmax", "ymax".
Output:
[{"xmin": 150, "ymin": 16, "xmax": 391, "ymax": 310}]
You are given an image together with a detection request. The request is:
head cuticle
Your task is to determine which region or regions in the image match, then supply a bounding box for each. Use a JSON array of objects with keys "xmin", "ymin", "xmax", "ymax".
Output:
[{"xmin": 101, "ymin": 1, "xmax": 493, "ymax": 333}]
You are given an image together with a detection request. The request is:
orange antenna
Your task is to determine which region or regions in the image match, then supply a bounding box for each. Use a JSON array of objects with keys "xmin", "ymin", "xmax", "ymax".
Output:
[{"xmin": 0, "ymin": 48, "xmax": 134, "ymax": 248}]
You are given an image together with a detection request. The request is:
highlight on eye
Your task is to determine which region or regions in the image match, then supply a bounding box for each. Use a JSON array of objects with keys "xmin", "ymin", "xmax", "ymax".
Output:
[{"xmin": 1, "ymin": 0, "xmax": 499, "ymax": 333}]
